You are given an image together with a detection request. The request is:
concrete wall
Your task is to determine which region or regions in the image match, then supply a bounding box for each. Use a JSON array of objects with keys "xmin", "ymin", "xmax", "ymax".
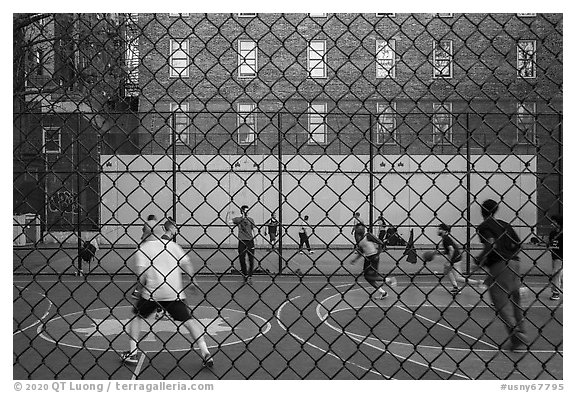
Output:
[{"xmin": 100, "ymin": 154, "xmax": 537, "ymax": 246}]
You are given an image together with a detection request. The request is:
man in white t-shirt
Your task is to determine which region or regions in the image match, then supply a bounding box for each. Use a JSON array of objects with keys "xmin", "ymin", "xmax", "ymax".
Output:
[{"xmin": 122, "ymin": 222, "xmax": 213, "ymax": 368}]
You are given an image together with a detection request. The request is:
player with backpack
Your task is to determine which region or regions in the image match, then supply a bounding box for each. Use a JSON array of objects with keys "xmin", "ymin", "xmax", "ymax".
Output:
[{"xmin": 475, "ymin": 199, "xmax": 528, "ymax": 352}]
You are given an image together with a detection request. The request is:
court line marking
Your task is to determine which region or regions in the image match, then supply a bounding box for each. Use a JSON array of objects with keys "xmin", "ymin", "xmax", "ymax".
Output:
[
  {"xmin": 36, "ymin": 305, "xmax": 271, "ymax": 353},
  {"xmin": 315, "ymin": 290, "xmax": 470, "ymax": 380},
  {"xmin": 276, "ymin": 295, "xmax": 392, "ymax": 379},
  {"xmin": 395, "ymin": 305, "xmax": 499, "ymax": 350},
  {"xmin": 317, "ymin": 287, "xmax": 562, "ymax": 354},
  {"xmin": 13, "ymin": 285, "xmax": 54, "ymax": 336},
  {"xmin": 132, "ymin": 353, "xmax": 146, "ymax": 380}
]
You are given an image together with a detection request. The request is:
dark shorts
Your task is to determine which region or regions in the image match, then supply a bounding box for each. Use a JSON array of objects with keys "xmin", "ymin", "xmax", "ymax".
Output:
[
  {"xmin": 362, "ymin": 254, "xmax": 380, "ymax": 280},
  {"xmin": 133, "ymin": 298, "xmax": 191, "ymax": 322}
]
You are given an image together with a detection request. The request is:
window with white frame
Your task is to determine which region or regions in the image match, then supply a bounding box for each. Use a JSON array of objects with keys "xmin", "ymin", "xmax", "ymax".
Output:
[
  {"xmin": 237, "ymin": 13, "xmax": 256, "ymax": 17},
  {"xmin": 169, "ymin": 39, "xmax": 189, "ymax": 78},
  {"xmin": 309, "ymin": 13, "xmax": 327, "ymax": 17},
  {"xmin": 308, "ymin": 40, "xmax": 327, "ymax": 78},
  {"xmin": 237, "ymin": 103, "xmax": 257, "ymax": 145},
  {"xmin": 517, "ymin": 13, "xmax": 536, "ymax": 17},
  {"xmin": 433, "ymin": 40, "xmax": 453, "ymax": 78},
  {"xmin": 517, "ymin": 40, "xmax": 536, "ymax": 78},
  {"xmin": 376, "ymin": 39, "xmax": 396, "ymax": 78},
  {"xmin": 170, "ymin": 103, "xmax": 189, "ymax": 145},
  {"xmin": 376, "ymin": 13, "xmax": 395, "ymax": 17},
  {"xmin": 43, "ymin": 127, "xmax": 61, "ymax": 154},
  {"xmin": 437, "ymin": 13, "xmax": 453, "ymax": 17},
  {"xmin": 432, "ymin": 103, "xmax": 452, "ymax": 144},
  {"xmin": 238, "ymin": 40, "xmax": 257, "ymax": 78},
  {"xmin": 377, "ymin": 102, "xmax": 397, "ymax": 145},
  {"xmin": 517, "ymin": 102, "xmax": 536, "ymax": 144},
  {"xmin": 308, "ymin": 103, "xmax": 327, "ymax": 144}
]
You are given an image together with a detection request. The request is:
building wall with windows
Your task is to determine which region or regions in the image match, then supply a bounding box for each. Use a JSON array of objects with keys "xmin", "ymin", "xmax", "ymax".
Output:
[{"xmin": 115, "ymin": 13, "xmax": 562, "ymax": 242}]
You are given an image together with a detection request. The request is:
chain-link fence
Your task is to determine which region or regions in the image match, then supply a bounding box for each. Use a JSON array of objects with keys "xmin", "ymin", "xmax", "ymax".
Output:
[{"xmin": 14, "ymin": 13, "xmax": 562, "ymax": 380}]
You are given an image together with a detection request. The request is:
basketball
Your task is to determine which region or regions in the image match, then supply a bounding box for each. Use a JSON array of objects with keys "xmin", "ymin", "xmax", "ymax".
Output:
[{"xmin": 422, "ymin": 251, "xmax": 437, "ymax": 262}]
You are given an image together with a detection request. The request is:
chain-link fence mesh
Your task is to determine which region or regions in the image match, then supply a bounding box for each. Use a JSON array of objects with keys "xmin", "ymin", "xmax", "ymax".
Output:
[{"xmin": 14, "ymin": 13, "xmax": 562, "ymax": 380}]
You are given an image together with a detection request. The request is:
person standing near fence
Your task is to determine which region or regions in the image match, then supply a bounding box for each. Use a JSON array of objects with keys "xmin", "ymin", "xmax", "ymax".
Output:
[
  {"xmin": 375, "ymin": 213, "xmax": 388, "ymax": 244},
  {"xmin": 229, "ymin": 205, "xmax": 257, "ymax": 285},
  {"xmin": 263, "ymin": 212, "xmax": 279, "ymax": 249},
  {"xmin": 548, "ymin": 214, "xmax": 563, "ymax": 301},
  {"xmin": 298, "ymin": 215, "xmax": 313, "ymax": 254},
  {"xmin": 122, "ymin": 221, "xmax": 214, "ymax": 368},
  {"xmin": 475, "ymin": 199, "xmax": 528, "ymax": 351}
]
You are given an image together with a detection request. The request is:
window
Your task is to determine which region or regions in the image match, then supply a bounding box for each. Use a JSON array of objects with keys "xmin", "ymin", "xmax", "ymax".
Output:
[
  {"xmin": 517, "ymin": 13, "xmax": 536, "ymax": 17},
  {"xmin": 35, "ymin": 49, "xmax": 43, "ymax": 76},
  {"xmin": 432, "ymin": 103, "xmax": 452, "ymax": 144},
  {"xmin": 376, "ymin": 13, "xmax": 395, "ymax": 17},
  {"xmin": 376, "ymin": 39, "xmax": 396, "ymax": 78},
  {"xmin": 433, "ymin": 40, "xmax": 453, "ymax": 78},
  {"xmin": 309, "ymin": 13, "xmax": 327, "ymax": 17},
  {"xmin": 169, "ymin": 39, "xmax": 189, "ymax": 78},
  {"xmin": 377, "ymin": 102, "xmax": 397, "ymax": 145},
  {"xmin": 517, "ymin": 40, "xmax": 536, "ymax": 78},
  {"xmin": 517, "ymin": 102, "xmax": 536, "ymax": 144},
  {"xmin": 43, "ymin": 128, "xmax": 61, "ymax": 154},
  {"xmin": 169, "ymin": 13, "xmax": 189, "ymax": 17},
  {"xmin": 238, "ymin": 40, "xmax": 257, "ymax": 78},
  {"xmin": 308, "ymin": 40, "xmax": 327, "ymax": 78},
  {"xmin": 237, "ymin": 13, "xmax": 256, "ymax": 17},
  {"xmin": 437, "ymin": 13, "xmax": 453, "ymax": 17},
  {"xmin": 170, "ymin": 103, "xmax": 189, "ymax": 145},
  {"xmin": 125, "ymin": 14, "xmax": 139, "ymax": 97},
  {"xmin": 237, "ymin": 103, "xmax": 257, "ymax": 145},
  {"xmin": 308, "ymin": 103, "xmax": 327, "ymax": 144}
]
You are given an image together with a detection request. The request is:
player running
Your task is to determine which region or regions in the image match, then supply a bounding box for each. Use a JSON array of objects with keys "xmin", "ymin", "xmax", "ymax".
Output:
[
  {"xmin": 437, "ymin": 223, "xmax": 484, "ymax": 295},
  {"xmin": 121, "ymin": 220, "xmax": 214, "ymax": 368},
  {"xmin": 475, "ymin": 199, "xmax": 528, "ymax": 351},
  {"xmin": 351, "ymin": 223, "xmax": 397, "ymax": 300},
  {"xmin": 548, "ymin": 214, "xmax": 563, "ymax": 301}
]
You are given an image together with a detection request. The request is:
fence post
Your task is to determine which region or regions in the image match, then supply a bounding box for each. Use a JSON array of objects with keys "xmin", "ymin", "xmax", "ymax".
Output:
[
  {"xmin": 368, "ymin": 114, "xmax": 374, "ymax": 233},
  {"xmin": 76, "ymin": 114, "xmax": 82, "ymax": 274},
  {"xmin": 278, "ymin": 112, "xmax": 283, "ymax": 274},
  {"xmin": 465, "ymin": 112, "xmax": 471, "ymax": 274},
  {"xmin": 172, "ymin": 110, "xmax": 177, "ymax": 242}
]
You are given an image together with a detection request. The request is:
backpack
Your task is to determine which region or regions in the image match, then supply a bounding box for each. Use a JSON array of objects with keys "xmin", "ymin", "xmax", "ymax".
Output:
[{"xmin": 80, "ymin": 241, "xmax": 96, "ymax": 262}]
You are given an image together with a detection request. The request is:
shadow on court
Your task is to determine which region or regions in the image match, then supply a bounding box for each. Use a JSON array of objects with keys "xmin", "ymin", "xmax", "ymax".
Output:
[{"xmin": 14, "ymin": 274, "xmax": 562, "ymax": 380}]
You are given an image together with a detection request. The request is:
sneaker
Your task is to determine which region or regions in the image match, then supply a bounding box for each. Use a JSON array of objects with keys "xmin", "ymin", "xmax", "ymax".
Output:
[
  {"xmin": 309, "ymin": 250, "xmax": 315, "ymax": 254},
  {"xmin": 377, "ymin": 291, "xmax": 388, "ymax": 300},
  {"xmin": 450, "ymin": 287, "xmax": 460, "ymax": 295},
  {"xmin": 121, "ymin": 351, "xmax": 139, "ymax": 365},
  {"xmin": 299, "ymin": 251, "xmax": 304, "ymax": 255},
  {"xmin": 202, "ymin": 353, "xmax": 214, "ymax": 368},
  {"xmin": 550, "ymin": 293, "xmax": 560, "ymax": 301},
  {"xmin": 386, "ymin": 277, "xmax": 398, "ymax": 287},
  {"xmin": 155, "ymin": 309, "xmax": 165, "ymax": 320},
  {"xmin": 130, "ymin": 289, "xmax": 141, "ymax": 300}
]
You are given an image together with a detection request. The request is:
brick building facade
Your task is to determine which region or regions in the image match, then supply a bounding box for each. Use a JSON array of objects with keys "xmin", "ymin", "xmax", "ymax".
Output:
[{"xmin": 109, "ymin": 13, "xmax": 561, "ymax": 245}]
